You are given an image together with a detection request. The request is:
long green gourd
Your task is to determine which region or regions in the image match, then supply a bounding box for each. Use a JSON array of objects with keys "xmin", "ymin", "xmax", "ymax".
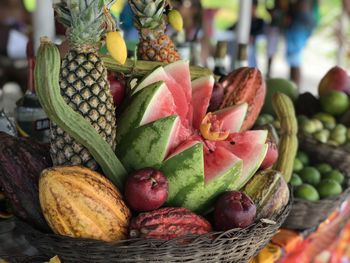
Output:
[
  {"xmin": 34, "ymin": 38, "xmax": 127, "ymax": 189},
  {"xmin": 272, "ymin": 92, "xmax": 298, "ymax": 182}
]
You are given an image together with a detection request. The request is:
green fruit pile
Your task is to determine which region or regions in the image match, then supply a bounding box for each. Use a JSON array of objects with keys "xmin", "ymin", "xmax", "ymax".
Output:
[
  {"xmin": 291, "ymin": 151, "xmax": 345, "ymax": 201},
  {"xmin": 255, "ymin": 113, "xmax": 281, "ymax": 130},
  {"xmin": 298, "ymin": 113, "xmax": 350, "ymax": 146}
]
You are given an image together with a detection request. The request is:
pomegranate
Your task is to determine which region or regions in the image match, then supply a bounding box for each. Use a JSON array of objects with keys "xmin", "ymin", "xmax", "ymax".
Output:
[
  {"xmin": 108, "ymin": 72, "xmax": 126, "ymax": 107},
  {"xmin": 124, "ymin": 168, "xmax": 168, "ymax": 212},
  {"xmin": 214, "ymin": 191, "xmax": 256, "ymax": 230}
]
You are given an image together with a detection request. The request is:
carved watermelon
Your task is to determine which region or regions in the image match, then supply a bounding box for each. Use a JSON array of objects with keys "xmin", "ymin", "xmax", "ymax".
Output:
[{"xmin": 116, "ymin": 62, "xmax": 267, "ymax": 213}]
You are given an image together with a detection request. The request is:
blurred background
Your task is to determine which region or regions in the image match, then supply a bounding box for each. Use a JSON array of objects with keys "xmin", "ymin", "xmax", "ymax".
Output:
[{"xmin": 0, "ymin": 0, "xmax": 349, "ymax": 132}]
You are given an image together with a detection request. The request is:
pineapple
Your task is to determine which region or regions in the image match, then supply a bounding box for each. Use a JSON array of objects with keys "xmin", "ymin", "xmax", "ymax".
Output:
[
  {"xmin": 129, "ymin": 0, "xmax": 181, "ymax": 62},
  {"xmin": 51, "ymin": 0, "xmax": 117, "ymax": 170}
]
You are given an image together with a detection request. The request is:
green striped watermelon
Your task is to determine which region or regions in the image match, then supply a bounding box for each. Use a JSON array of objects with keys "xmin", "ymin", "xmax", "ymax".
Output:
[{"xmin": 116, "ymin": 61, "xmax": 267, "ymax": 213}]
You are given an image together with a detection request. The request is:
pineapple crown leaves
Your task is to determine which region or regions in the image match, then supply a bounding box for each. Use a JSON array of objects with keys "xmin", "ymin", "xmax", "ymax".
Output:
[
  {"xmin": 54, "ymin": 0, "xmax": 116, "ymax": 46},
  {"xmin": 129, "ymin": 0, "xmax": 168, "ymax": 30}
]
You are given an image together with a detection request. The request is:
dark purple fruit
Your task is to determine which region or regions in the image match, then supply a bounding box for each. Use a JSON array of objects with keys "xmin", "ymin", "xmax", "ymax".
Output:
[
  {"xmin": 214, "ymin": 191, "xmax": 256, "ymax": 230},
  {"xmin": 208, "ymin": 82, "xmax": 224, "ymax": 112}
]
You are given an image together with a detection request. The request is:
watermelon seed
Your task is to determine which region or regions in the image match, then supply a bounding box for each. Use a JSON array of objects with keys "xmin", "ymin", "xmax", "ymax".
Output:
[{"xmin": 230, "ymin": 141, "xmax": 236, "ymax": 145}]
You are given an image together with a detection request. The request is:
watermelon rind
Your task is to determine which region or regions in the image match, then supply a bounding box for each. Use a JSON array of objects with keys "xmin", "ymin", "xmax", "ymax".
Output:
[
  {"xmin": 230, "ymin": 143, "xmax": 269, "ymax": 190},
  {"xmin": 161, "ymin": 141, "xmax": 204, "ymax": 202},
  {"xmin": 116, "ymin": 81, "xmax": 170, "ymax": 144},
  {"xmin": 132, "ymin": 66, "xmax": 167, "ymax": 94},
  {"xmin": 173, "ymin": 159, "xmax": 243, "ymax": 213},
  {"xmin": 116, "ymin": 115, "xmax": 179, "ymax": 172}
]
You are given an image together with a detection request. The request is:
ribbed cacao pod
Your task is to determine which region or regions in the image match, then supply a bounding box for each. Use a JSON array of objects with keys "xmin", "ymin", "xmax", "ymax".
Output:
[
  {"xmin": 129, "ymin": 207, "xmax": 212, "ymax": 240},
  {"xmin": 39, "ymin": 166, "xmax": 131, "ymax": 241},
  {"xmin": 0, "ymin": 132, "xmax": 51, "ymax": 231},
  {"xmin": 219, "ymin": 67, "xmax": 266, "ymax": 131},
  {"xmin": 242, "ymin": 170, "xmax": 289, "ymax": 220}
]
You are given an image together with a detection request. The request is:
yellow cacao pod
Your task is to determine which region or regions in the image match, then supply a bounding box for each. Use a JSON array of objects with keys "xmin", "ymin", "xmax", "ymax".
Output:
[{"xmin": 39, "ymin": 166, "xmax": 131, "ymax": 241}]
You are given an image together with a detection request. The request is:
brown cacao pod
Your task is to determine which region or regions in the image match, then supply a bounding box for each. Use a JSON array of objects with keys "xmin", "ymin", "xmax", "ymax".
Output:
[
  {"xmin": 39, "ymin": 166, "xmax": 131, "ymax": 241},
  {"xmin": 129, "ymin": 207, "xmax": 212, "ymax": 240},
  {"xmin": 219, "ymin": 67, "xmax": 266, "ymax": 131},
  {"xmin": 0, "ymin": 132, "xmax": 51, "ymax": 231}
]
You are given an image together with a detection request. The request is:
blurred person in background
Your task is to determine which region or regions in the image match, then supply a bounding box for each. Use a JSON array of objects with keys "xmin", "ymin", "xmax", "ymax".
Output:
[
  {"xmin": 248, "ymin": 0, "xmax": 265, "ymax": 68},
  {"xmin": 266, "ymin": 0, "xmax": 285, "ymax": 78},
  {"xmin": 283, "ymin": 0, "xmax": 317, "ymax": 87},
  {"xmin": 171, "ymin": 0, "xmax": 214, "ymax": 66},
  {"xmin": 0, "ymin": 0, "xmax": 30, "ymax": 60},
  {"xmin": 0, "ymin": 0, "xmax": 31, "ymax": 89}
]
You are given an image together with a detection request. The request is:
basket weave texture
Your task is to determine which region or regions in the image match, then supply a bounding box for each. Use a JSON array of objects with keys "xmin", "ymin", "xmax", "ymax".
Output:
[
  {"xmin": 283, "ymin": 135, "xmax": 350, "ymax": 230},
  {"xmin": 19, "ymin": 196, "xmax": 292, "ymax": 263}
]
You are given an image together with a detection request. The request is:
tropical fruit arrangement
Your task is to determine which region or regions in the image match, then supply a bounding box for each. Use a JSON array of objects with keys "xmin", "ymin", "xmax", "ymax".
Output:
[
  {"xmin": 0, "ymin": 1, "xmax": 294, "ymax": 260},
  {"xmin": 297, "ymin": 66, "xmax": 350, "ymax": 146},
  {"xmin": 291, "ymin": 150, "xmax": 345, "ymax": 201}
]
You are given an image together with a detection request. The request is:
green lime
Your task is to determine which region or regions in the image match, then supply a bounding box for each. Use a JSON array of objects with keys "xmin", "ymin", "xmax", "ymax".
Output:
[
  {"xmin": 330, "ymin": 131, "xmax": 347, "ymax": 145},
  {"xmin": 323, "ymin": 170, "xmax": 345, "ymax": 185},
  {"xmin": 297, "ymin": 151, "xmax": 309, "ymax": 166},
  {"xmin": 256, "ymin": 116, "xmax": 269, "ymax": 126},
  {"xmin": 293, "ymin": 159, "xmax": 304, "ymax": 172},
  {"xmin": 347, "ymin": 128, "xmax": 350, "ymax": 141},
  {"xmin": 315, "ymin": 163, "xmax": 333, "ymax": 175},
  {"xmin": 299, "ymin": 167, "xmax": 321, "ymax": 186},
  {"xmin": 320, "ymin": 90, "xmax": 350, "ymax": 116},
  {"xmin": 313, "ymin": 112, "xmax": 336, "ymax": 130},
  {"xmin": 272, "ymin": 120, "xmax": 281, "ymax": 129},
  {"xmin": 295, "ymin": 184, "xmax": 320, "ymax": 201},
  {"xmin": 297, "ymin": 115, "xmax": 309, "ymax": 124},
  {"xmin": 290, "ymin": 173, "xmax": 303, "ymax": 187},
  {"xmin": 313, "ymin": 129, "xmax": 330, "ymax": 143},
  {"xmin": 300, "ymin": 119, "xmax": 317, "ymax": 134},
  {"xmin": 311, "ymin": 119, "xmax": 323, "ymax": 131},
  {"xmin": 317, "ymin": 179, "xmax": 343, "ymax": 199},
  {"xmin": 333, "ymin": 124, "xmax": 347, "ymax": 135}
]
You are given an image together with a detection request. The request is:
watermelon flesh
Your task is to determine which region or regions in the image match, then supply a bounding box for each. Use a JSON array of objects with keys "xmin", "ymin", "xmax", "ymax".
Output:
[
  {"xmin": 192, "ymin": 76, "xmax": 214, "ymax": 130},
  {"xmin": 214, "ymin": 104, "xmax": 248, "ymax": 133},
  {"xmin": 135, "ymin": 66, "xmax": 190, "ymax": 128},
  {"xmin": 227, "ymin": 130, "xmax": 268, "ymax": 145},
  {"xmin": 204, "ymin": 146, "xmax": 242, "ymax": 184},
  {"xmin": 141, "ymin": 82, "xmax": 177, "ymax": 126},
  {"xmin": 116, "ymin": 61, "xmax": 268, "ymax": 212}
]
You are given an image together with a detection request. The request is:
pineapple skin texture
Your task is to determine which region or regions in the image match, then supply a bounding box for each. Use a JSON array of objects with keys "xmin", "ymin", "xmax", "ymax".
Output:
[
  {"xmin": 50, "ymin": 49, "xmax": 116, "ymax": 170},
  {"xmin": 138, "ymin": 29, "xmax": 180, "ymax": 63},
  {"xmin": 128, "ymin": 0, "xmax": 181, "ymax": 63}
]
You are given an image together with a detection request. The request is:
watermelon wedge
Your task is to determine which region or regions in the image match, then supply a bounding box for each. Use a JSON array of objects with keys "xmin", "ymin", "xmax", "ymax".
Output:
[
  {"xmin": 192, "ymin": 76, "xmax": 214, "ymax": 130},
  {"xmin": 214, "ymin": 103, "xmax": 248, "ymax": 133},
  {"xmin": 116, "ymin": 61, "xmax": 267, "ymax": 213},
  {"xmin": 164, "ymin": 60, "xmax": 192, "ymax": 105},
  {"xmin": 216, "ymin": 130, "xmax": 268, "ymax": 189},
  {"xmin": 133, "ymin": 66, "xmax": 190, "ymax": 128},
  {"xmin": 227, "ymin": 130, "xmax": 268, "ymax": 145}
]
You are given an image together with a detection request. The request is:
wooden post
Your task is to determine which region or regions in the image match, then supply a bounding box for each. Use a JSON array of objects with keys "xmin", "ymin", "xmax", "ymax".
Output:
[
  {"xmin": 234, "ymin": 0, "xmax": 252, "ymax": 68},
  {"xmin": 32, "ymin": 0, "xmax": 55, "ymax": 53}
]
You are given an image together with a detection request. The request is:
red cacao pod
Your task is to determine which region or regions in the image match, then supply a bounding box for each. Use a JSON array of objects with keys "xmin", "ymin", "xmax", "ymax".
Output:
[
  {"xmin": 129, "ymin": 207, "xmax": 212, "ymax": 240},
  {"xmin": 220, "ymin": 67, "xmax": 266, "ymax": 131}
]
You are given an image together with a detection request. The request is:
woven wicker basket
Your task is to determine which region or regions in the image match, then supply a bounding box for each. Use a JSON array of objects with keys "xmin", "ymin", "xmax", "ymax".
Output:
[
  {"xmin": 282, "ymin": 135, "xmax": 350, "ymax": 230},
  {"xmin": 18, "ymin": 197, "xmax": 292, "ymax": 263}
]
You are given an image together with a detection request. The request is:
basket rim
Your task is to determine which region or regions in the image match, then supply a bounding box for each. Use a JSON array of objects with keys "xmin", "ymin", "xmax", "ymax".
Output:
[{"xmin": 17, "ymin": 193, "xmax": 293, "ymax": 249}]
